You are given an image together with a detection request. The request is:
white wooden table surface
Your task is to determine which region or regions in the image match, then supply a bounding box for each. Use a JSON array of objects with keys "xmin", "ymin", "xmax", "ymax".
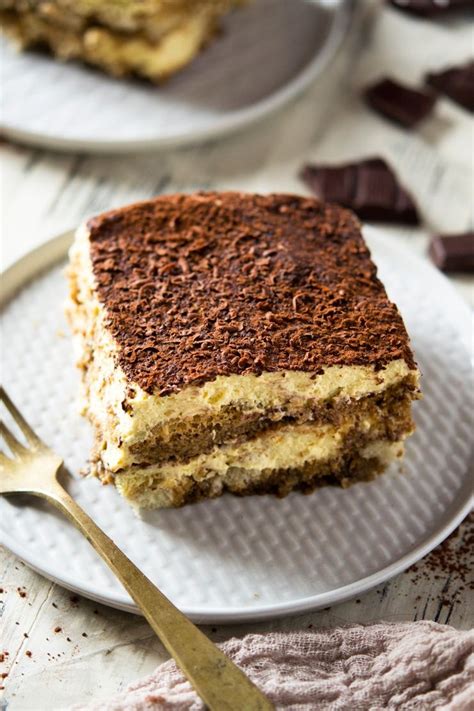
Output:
[{"xmin": 1, "ymin": 4, "xmax": 473, "ymax": 710}]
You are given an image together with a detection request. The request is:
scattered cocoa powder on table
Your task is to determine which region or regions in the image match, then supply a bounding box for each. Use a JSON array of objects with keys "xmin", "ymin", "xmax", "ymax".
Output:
[{"xmin": 409, "ymin": 513, "xmax": 473, "ymax": 595}]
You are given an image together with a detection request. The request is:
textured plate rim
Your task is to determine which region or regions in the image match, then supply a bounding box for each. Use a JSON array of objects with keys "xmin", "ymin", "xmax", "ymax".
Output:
[
  {"xmin": 0, "ymin": 1, "xmax": 353, "ymax": 154},
  {"xmin": 1, "ymin": 228, "xmax": 473, "ymax": 623}
]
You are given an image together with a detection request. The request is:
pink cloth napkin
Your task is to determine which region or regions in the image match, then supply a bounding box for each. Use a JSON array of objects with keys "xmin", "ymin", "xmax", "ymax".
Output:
[{"xmin": 80, "ymin": 621, "xmax": 474, "ymax": 710}]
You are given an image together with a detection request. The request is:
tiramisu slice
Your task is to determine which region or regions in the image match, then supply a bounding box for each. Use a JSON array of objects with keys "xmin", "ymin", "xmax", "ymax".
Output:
[
  {"xmin": 67, "ymin": 192, "xmax": 420, "ymax": 509},
  {"xmin": 1, "ymin": 1, "xmax": 243, "ymax": 81}
]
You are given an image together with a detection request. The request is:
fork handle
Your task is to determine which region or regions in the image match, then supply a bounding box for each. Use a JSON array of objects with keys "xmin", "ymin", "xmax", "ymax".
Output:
[{"xmin": 41, "ymin": 482, "xmax": 273, "ymax": 711}]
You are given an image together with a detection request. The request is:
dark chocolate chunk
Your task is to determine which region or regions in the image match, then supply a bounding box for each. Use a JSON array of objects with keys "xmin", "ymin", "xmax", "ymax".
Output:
[
  {"xmin": 300, "ymin": 158, "xmax": 420, "ymax": 225},
  {"xmin": 365, "ymin": 77, "xmax": 437, "ymax": 128},
  {"xmin": 426, "ymin": 61, "xmax": 474, "ymax": 113},
  {"xmin": 428, "ymin": 232, "xmax": 474, "ymax": 272},
  {"xmin": 389, "ymin": 0, "xmax": 474, "ymax": 17}
]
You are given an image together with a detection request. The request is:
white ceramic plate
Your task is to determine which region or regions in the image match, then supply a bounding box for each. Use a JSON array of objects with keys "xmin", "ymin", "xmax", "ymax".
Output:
[
  {"xmin": 0, "ymin": 0, "xmax": 352, "ymax": 153},
  {"xmin": 1, "ymin": 227, "xmax": 472, "ymax": 623}
]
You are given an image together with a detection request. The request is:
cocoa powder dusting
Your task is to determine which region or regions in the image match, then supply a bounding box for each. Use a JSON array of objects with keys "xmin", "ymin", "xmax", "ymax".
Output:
[
  {"xmin": 87, "ymin": 192, "xmax": 416, "ymax": 396},
  {"xmin": 409, "ymin": 513, "xmax": 474, "ymax": 600}
]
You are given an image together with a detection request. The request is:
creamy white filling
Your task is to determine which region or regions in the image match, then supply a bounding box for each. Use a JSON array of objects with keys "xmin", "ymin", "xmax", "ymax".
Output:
[
  {"xmin": 115, "ymin": 427, "xmax": 407, "ymax": 508},
  {"xmin": 83, "ymin": 12, "xmax": 214, "ymax": 77},
  {"xmin": 116, "ymin": 416, "xmax": 409, "ymax": 483},
  {"xmin": 132, "ymin": 421, "xmax": 347, "ymax": 481}
]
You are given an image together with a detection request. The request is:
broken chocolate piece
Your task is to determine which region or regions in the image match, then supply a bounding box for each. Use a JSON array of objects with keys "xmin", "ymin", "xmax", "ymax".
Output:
[
  {"xmin": 389, "ymin": 0, "xmax": 474, "ymax": 17},
  {"xmin": 365, "ymin": 77, "xmax": 437, "ymax": 128},
  {"xmin": 300, "ymin": 158, "xmax": 420, "ymax": 225},
  {"xmin": 428, "ymin": 232, "xmax": 474, "ymax": 273},
  {"xmin": 426, "ymin": 61, "xmax": 474, "ymax": 113}
]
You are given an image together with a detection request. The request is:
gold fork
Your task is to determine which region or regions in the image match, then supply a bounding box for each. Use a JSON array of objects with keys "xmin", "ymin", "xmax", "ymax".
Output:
[{"xmin": 0, "ymin": 387, "xmax": 273, "ymax": 711}]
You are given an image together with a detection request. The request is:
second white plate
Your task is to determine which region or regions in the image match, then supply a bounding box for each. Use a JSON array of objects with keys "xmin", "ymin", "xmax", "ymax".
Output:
[
  {"xmin": 0, "ymin": 0, "xmax": 352, "ymax": 152},
  {"xmin": 0, "ymin": 227, "xmax": 472, "ymax": 623}
]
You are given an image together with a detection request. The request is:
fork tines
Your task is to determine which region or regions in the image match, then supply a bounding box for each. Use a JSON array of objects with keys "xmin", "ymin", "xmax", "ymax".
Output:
[{"xmin": 0, "ymin": 387, "xmax": 42, "ymax": 450}]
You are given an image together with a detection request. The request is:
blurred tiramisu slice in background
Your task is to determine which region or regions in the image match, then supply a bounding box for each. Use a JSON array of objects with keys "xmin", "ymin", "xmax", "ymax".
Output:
[{"xmin": 0, "ymin": 0, "xmax": 245, "ymax": 80}]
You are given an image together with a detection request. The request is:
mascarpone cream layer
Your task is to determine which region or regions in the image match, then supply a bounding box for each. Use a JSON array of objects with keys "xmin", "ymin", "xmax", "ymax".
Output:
[
  {"xmin": 115, "ymin": 421, "xmax": 405, "ymax": 507},
  {"xmin": 125, "ymin": 421, "xmax": 350, "ymax": 481},
  {"xmin": 81, "ymin": 12, "xmax": 214, "ymax": 79}
]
